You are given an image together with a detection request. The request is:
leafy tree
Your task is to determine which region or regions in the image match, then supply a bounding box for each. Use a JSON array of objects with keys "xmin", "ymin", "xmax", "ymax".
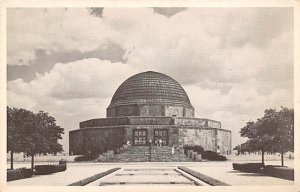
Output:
[
  {"xmin": 22, "ymin": 111, "xmax": 64, "ymax": 170},
  {"xmin": 7, "ymin": 107, "xmax": 16, "ymax": 169},
  {"xmin": 88, "ymin": 8, "xmax": 104, "ymax": 17},
  {"xmin": 239, "ymin": 107, "xmax": 294, "ymax": 166},
  {"xmin": 272, "ymin": 107, "xmax": 294, "ymax": 166},
  {"xmin": 7, "ymin": 107, "xmax": 35, "ymax": 169},
  {"xmin": 240, "ymin": 113, "xmax": 276, "ymax": 164},
  {"xmin": 7, "ymin": 107, "xmax": 64, "ymax": 170},
  {"xmin": 234, "ymin": 140, "xmax": 257, "ymax": 155}
]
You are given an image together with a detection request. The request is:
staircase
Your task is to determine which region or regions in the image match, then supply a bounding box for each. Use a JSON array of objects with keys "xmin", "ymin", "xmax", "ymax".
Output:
[
  {"xmin": 100, "ymin": 146, "xmax": 192, "ymax": 162},
  {"xmin": 105, "ymin": 146, "xmax": 150, "ymax": 162},
  {"xmin": 150, "ymin": 146, "xmax": 191, "ymax": 162}
]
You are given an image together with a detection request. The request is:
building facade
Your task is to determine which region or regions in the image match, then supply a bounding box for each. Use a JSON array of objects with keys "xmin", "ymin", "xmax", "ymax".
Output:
[{"xmin": 69, "ymin": 71, "xmax": 231, "ymax": 155}]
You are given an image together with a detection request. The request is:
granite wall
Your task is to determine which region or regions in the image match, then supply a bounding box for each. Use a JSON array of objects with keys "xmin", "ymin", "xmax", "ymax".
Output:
[
  {"xmin": 69, "ymin": 127, "xmax": 126, "ymax": 155},
  {"xmin": 106, "ymin": 104, "xmax": 194, "ymax": 118},
  {"xmin": 216, "ymin": 129, "xmax": 232, "ymax": 155},
  {"xmin": 71, "ymin": 118, "xmax": 231, "ymax": 155},
  {"xmin": 178, "ymin": 127, "xmax": 231, "ymax": 154}
]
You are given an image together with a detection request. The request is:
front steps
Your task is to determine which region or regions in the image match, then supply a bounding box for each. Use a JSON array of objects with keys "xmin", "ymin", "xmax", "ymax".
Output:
[{"xmin": 98, "ymin": 146, "xmax": 192, "ymax": 162}]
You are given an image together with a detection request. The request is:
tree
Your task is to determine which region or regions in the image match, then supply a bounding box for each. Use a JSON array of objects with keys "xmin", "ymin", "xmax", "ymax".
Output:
[
  {"xmin": 240, "ymin": 112, "xmax": 277, "ymax": 164},
  {"xmin": 7, "ymin": 107, "xmax": 64, "ymax": 170},
  {"xmin": 22, "ymin": 111, "xmax": 64, "ymax": 170},
  {"xmin": 239, "ymin": 107, "xmax": 294, "ymax": 166},
  {"xmin": 7, "ymin": 107, "xmax": 16, "ymax": 169},
  {"xmin": 7, "ymin": 107, "xmax": 35, "ymax": 169},
  {"xmin": 272, "ymin": 107, "xmax": 294, "ymax": 166}
]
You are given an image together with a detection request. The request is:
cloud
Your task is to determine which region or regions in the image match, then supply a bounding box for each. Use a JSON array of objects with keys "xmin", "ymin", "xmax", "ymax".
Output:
[
  {"xmin": 7, "ymin": 8, "xmax": 117, "ymax": 66},
  {"xmin": 8, "ymin": 8, "xmax": 293, "ymax": 86},
  {"xmin": 8, "ymin": 58, "xmax": 137, "ymax": 100},
  {"xmin": 8, "ymin": 43, "xmax": 127, "ymax": 81},
  {"xmin": 101, "ymin": 8, "xmax": 293, "ymax": 86},
  {"xmin": 7, "ymin": 8, "xmax": 294, "ymax": 150},
  {"xmin": 8, "ymin": 58, "xmax": 138, "ymax": 151},
  {"xmin": 185, "ymin": 83, "xmax": 293, "ymax": 147}
]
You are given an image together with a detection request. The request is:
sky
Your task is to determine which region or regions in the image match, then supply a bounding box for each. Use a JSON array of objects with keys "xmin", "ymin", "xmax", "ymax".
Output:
[{"xmin": 7, "ymin": 8, "xmax": 294, "ymax": 152}]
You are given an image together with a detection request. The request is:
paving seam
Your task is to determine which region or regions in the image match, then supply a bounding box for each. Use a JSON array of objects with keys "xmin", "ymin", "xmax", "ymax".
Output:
[
  {"xmin": 124, "ymin": 168, "xmax": 174, "ymax": 171},
  {"xmin": 116, "ymin": 173, "xmax": 181, "ymax": 176},
  {"xmin": 99, "ymin": 181, "xmax": 195, "ymax": 185},
  {"xmin": 174, "ymin": 168, "xmax": 205, "ymax": 186},
  {"xmin": 178, "ymin": 166, "xmax": 230, "ymax": 186},
  {"xmin": 68, "ymin": 167, "xmax": 121, "ymax": 186}
]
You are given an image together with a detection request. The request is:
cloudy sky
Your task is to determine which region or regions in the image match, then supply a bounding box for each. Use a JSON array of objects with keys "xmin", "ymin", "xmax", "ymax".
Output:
[{"xmin": 7, "ymin": 8, "xmax": 294, "ymax": 151}]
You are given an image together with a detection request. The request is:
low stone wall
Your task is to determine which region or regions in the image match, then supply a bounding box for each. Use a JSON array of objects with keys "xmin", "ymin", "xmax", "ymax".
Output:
[
  {"xmin": 7, "ymin": 168, "xmax": 33, "ymax": 181},
  {"xmin": 264, "ymin": 166, "xmax": 294, "ymax": 181}
]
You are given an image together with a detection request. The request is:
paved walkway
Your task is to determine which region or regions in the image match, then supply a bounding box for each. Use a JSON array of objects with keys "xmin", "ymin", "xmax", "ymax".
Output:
[
  {"xmin": 7, "ymin": 161, "xmax": 294, "ymax": 186},
  {"xmin": 7, "ymin": 163, "xmax": 116, "ymax": 186},
  {"xmin": 187, "ymin": 163, "xmax": 293, "ymax": 185}
]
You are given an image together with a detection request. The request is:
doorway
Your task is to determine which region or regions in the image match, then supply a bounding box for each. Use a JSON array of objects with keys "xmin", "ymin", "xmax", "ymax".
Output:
[
  {"xmin": 133, "ymin": 129, "xmax": 147, "ymax": 146},
  {"xmin": 154, "ymin": 129, "xmax": 168, "ymax": 146}
]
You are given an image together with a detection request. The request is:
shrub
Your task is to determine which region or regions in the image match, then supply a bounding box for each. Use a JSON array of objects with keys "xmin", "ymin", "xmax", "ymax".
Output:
[
  {"xmin": 74, "ymin": 154, "xmax": 98, "ymax": 161},
  {"xmin": 34, "ymin": 164, "xmax": 66, "ymax": 175},
  {"xmin": 7, "ymin": 168, "xmax": 33, "ymax": 181},
  {"xmin": 201, "ymin": 151, "xmax": 227, "ymax": 161},
  {"xmin": 59, "ymin": 159, "xmax": 67, "ymax": 165},
  {"xmin": 183, "ymin": 145, "xmax": 204, "ymax": 155},
  {"xmin": 232, "ymin": 163, "xmax": 264, "ymax": 173},
  {"xmin": 194, "ymin": 145, "xmax": 204, "ymax": 154}
]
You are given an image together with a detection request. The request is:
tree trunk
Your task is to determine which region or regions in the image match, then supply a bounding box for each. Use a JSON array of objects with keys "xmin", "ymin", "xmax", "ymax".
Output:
[
  {"xmin": 261, "ymin": 150, "xmax": 265, "ymax": 164},
  {"xmin": 31, "ymin": 154, "xmax": 34, "ymax": 171},
  {"xmin": 281, "ymin": 151, "xmax": 284, "ymax": 167},
  {"xmin": 10, "ymin": 150, "xmax": 13, "ymax": 170}
]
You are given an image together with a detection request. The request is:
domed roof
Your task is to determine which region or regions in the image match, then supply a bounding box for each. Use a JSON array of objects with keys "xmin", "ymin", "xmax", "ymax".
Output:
[{"xmin": 109, "ymin": 71, "xmax": 193, "ymax": 108}]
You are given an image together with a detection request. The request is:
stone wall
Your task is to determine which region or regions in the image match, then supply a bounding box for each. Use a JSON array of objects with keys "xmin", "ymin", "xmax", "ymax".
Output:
[
  {"xmin": 69, "ymin": 130, "xmax": 84, "ymax": 155},
  {"xmin": 116, "ymin": 105, "xmax": 139, "ymax": 117},
  {"xmin": 184, "ymin": 108, "xmax": 194, "ymax": 117},
  {"xmin": 207, "ymin": 120, "xmax": 221, "ymax": 129},
  {"xmin": 80, "ymin": 117, "xmax": 129, "ymax": 128},
  {"xmin": 106, "ymin": 107, "xmax": 115, "ymax": 117},
  {"xmin": 164, "ymin": 106, "xmax": 184, "ymax": 117},
  {"xmin": 80, "ymin": 117, "xmax": 221, "ymax": 129},
  {"xmin": 174, "ymin": 118, "xmax": 221, "ymax": 128},
  {"xmin": 139, "ymin": 105, "xmax": 162, "ymax": 116},
  {"xmin": 80, "ymin": 117, "xmax": 173, "ymax": 128},
  {"xmin": 106, "ymin": 104, "xmax": 194, "ymax": 118},
  {"xmin": 128, "ymin": 117, "xmax": 173, "ymax": 125},
  {"xmin": 217, "ymin": 129, "xmax": 232, "ymax": 155},
  {"xmin": 70, "ymin": 125, "xmax": 231, "ymax": 155},
  {"xmin": 178, "ymin": 128, "xmax": 217, "ymax": 151},
  {"xmin": 174, "ymin": 118, "xmax": 207, "ymax": 127},
  {"xmin": 69, "ymin": 127, "xmax": 126, "ymax": 155}
]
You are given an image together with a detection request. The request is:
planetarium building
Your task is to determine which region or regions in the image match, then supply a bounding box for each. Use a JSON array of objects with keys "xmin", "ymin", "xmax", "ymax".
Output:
[{"xmin": 69, "ymin": 71, "xmax": 231, "ymax": 155}]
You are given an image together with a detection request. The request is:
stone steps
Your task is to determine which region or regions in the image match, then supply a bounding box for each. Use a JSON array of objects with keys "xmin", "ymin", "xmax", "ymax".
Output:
[{"xmin": 98, "ymin": 146, "xmax": 192, "ymax": 162}]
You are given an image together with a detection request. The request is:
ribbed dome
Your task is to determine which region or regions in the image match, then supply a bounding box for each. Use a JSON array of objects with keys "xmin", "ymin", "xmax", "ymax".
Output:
[{"xmin": 109, "ymin": 71, "xmax": 193, "ymax": 108}]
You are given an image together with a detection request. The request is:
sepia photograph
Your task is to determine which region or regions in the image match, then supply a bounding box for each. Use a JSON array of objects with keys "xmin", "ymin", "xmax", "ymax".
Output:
[{"xmin": 0, "ymin": 1, "xmax": 299, "ymax": 191}]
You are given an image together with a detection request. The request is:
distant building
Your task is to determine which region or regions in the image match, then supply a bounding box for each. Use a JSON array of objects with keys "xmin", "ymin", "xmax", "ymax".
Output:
[{"xmin": 69, "ymin": 71, "xmax": 231, "ymax": 155}]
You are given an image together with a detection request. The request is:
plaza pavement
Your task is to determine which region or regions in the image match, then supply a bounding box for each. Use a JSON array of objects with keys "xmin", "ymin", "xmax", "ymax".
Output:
[{"xmin": 7, "ymin": 159, "xmax": 294, "ymax": 186}]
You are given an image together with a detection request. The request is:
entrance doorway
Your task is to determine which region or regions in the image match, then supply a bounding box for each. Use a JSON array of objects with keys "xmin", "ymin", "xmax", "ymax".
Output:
[
  {"xmin": 154, "ymin": 129, "xmax": 168, "ymax": 146},
  {"xmin": 133, "ymin": 129, "xmax": 147, "ymax": 146}
]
